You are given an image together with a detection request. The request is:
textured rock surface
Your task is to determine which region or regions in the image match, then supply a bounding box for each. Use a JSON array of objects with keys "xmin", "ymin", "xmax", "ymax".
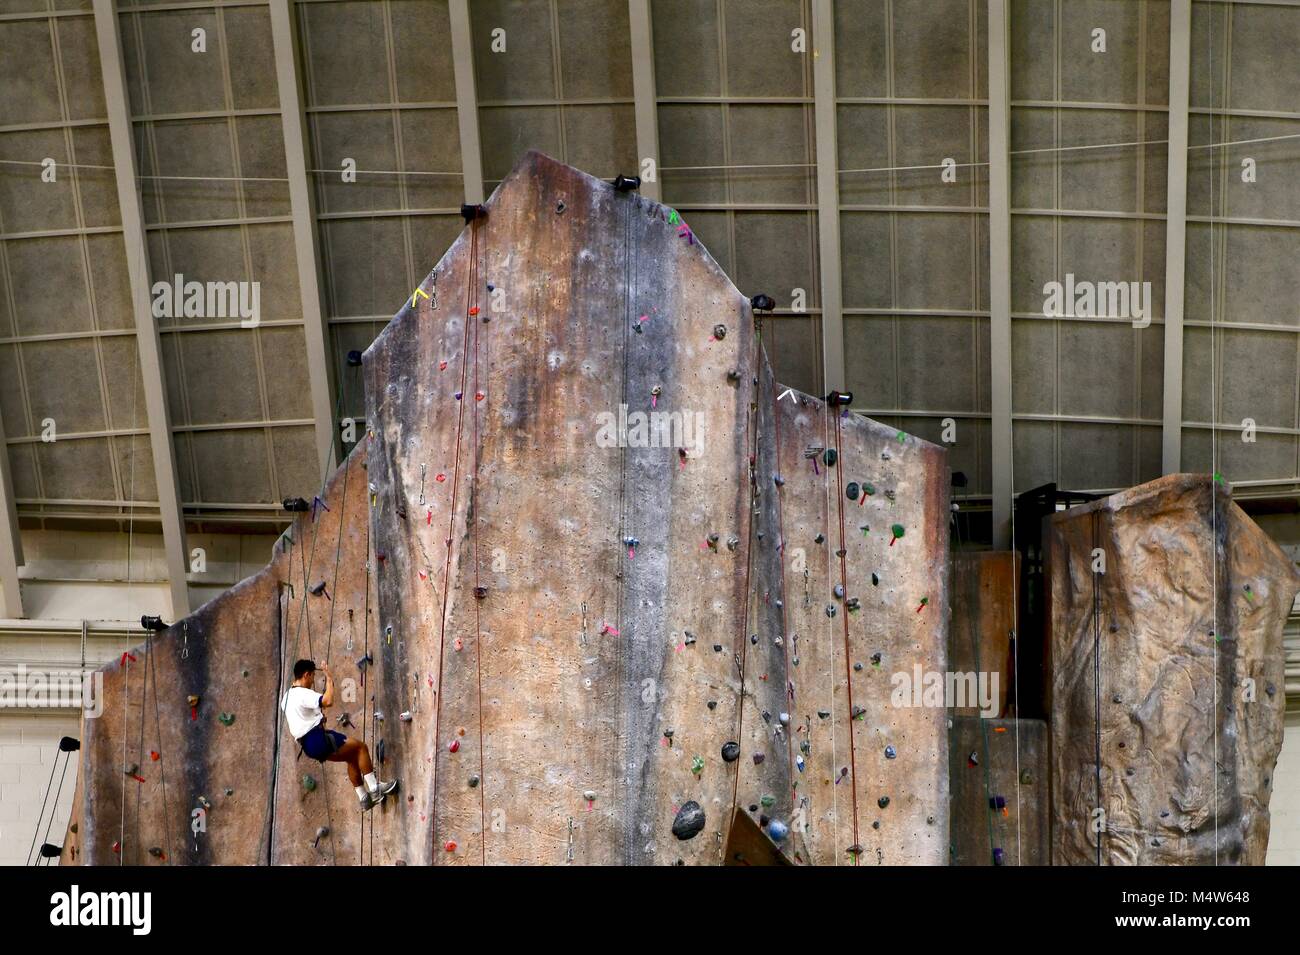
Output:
[
  {"xmin": 1047, "ymin": 474, "xmax": 1299, "ymax": 865},
  {"xmin": 948, "ymin": 717, "xmax": 1047, "ymax": 866},
  {"xmin": 63, "ymin": 152, "xmax": 950, "ymax": 865}
]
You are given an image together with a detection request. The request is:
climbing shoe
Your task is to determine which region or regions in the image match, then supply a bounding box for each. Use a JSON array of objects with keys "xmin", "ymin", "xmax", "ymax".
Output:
[{"xmin": 366, "ymin": 779, "xmax": 400, "ymax": 809}]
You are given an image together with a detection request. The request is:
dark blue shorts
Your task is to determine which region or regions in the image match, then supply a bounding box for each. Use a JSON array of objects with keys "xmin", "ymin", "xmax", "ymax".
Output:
[{"xmin": 300, "ymin": 725, "xmax": 347, "ymax": 761}]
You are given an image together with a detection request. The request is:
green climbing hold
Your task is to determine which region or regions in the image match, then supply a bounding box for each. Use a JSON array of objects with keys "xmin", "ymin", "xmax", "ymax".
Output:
[
  {"xmin": 691, "ymin": 755, "xmax": 705, "ymax": 776},
  {"xmin": 218, "ymin": 712, "xmax": 235, "ymax": 726},
  {"xmin": 824, "ymin": 448, "xmax": 838, "ymax": 467},
  {"xmin": 302, "ymin": 774, "xmax": 316, "ymax": 793},
  {"xmin": 863, "ymin": 483, "xmax": 875, "ymax": 496},
  {"xmin": 760, "ymin": 794, "xmax": 775, "ymax": 808},
  {"xmin": 891, "ymin": 524, "xmax": 905, "ymax": 539},
  {"xmin": 896, "ymin": 431, "xmax": 906, "ymax": 443}
]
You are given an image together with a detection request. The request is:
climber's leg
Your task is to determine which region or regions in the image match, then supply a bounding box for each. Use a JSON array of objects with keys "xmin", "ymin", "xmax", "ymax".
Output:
[{"xmin": 325, "ymin": 740, "xmax": 363, "ymax": 786}]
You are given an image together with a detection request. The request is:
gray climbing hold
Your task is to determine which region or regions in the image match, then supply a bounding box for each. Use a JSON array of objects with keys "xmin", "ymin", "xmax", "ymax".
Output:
[
  {"xmin": 878, "ymin": 796, "xmax": 890, "ymax": 808},
  {"xmin": 885, "ymin": 745, "xmax": 897, "ymax": 759},
  {"xmin": 469, "ymin": 775, "xmax": 480, "ymax": 788},
  {"xmin": 672, "ymin": 801, "xmax": 706, "ymax": 840},
  {"xmin": 721, "ymin": 741, "xmax": 740, "ymax": 762},
  {"xmin": 752, "ymin": 752, "xmax": 765, "ymax": 766},
  {"xmin": 846, "ymin": 482, "xmax": 860, "ymax": 501},
  {"xmin": 834, "ymin": 584, "xmax": 845, "ymax": 600},
  {"xmin": 823, "ymin": 448, "xmax": 837, "ymax": 467}
]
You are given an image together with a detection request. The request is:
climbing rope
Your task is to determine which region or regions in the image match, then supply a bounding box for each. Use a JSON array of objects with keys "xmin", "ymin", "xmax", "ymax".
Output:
[
  {"xmin": 816, "ymin": 393, "xmax": 840, "ymax": 865},
  {"xmin": 146, "ymin": 633, "xmax": 174, "ymax": 864},
  {"xmin": 831, "ymin": 410, "xmax": 861, "ymax": 864},
  {"xmin": 471, "ymin": 209, "xmax": 489, "ymax": 865},
  {"xmin": 430, "ymin": 209, "xmax": 483, "ymax": 860},
  {"xmin": 25, "ymin": 739, "xmax": 72, "ymax": 866},
  {"xmin": 727, "ymin": 305, "xmax": 762, "ymax": 851},
  {"xmin": 768, "ymin": 351, "xmax": 799, "ymax": 815},
  {"xmin": 1092, "ymin": 509, "xmax": 1103, "ymax": 866}
]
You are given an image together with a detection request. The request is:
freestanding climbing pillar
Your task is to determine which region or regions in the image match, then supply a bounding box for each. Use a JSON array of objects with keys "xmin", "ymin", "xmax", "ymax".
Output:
[{"xmin": 1046, "ymin": 474, "xmax": 1299, "ymax": 865}]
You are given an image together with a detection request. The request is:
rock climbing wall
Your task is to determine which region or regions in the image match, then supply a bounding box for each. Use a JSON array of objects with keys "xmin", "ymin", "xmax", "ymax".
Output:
[
  {"xmin": 63, "ymin": 151, "xmax": 951, "ymax": 865},
  {"xmin": 1046, "ymin": 474, "xmax": 1300, "ymax": 865},
  {"xmin": 758, "ymin": 375, "xmax": 951, "ymax": 865},
  {"xmin": 948, "ymin": 717, "xmax": 1047, "ymax": 866}
]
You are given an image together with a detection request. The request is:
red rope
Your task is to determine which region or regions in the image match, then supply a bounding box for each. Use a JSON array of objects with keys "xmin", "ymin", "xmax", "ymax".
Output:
[
  {"xmin": 430, "ymin": 219, "xmax": 479, "ymax": 861},
  {"xmin": 833, "ymin": 409, "xmax": 861, "ymax": 864}
]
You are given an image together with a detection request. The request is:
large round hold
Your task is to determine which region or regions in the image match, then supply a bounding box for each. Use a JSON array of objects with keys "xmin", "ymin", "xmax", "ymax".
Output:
[
  {"xmin": 721, "ymin": 741, "xmax": 741, "ymax": 762},
  {"xmin": 768, "ymin": 819, "xmax": 790, "ymax": 842},
  {"xmin": 846, "ymin": 481, "xmax": 861, "ymax": 501},
  {"xmin": 672, "ymin": 801, "xmax": 706, "ymax": 840}
]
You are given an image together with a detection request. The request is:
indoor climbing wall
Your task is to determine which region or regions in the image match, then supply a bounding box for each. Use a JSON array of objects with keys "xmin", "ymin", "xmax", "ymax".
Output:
[
  {"xmin": 63, "ymin": 151, "xmax": 952, "ymax": 866},
  {"xmin": 948, "ymin": 717, "xmax": 1047, "ymax": 866},
  {"xmin": 758, "ymin": 371, "xmax": 952, "ymax": 865},
  {"xmin": 1047, "ymin": 474, "xmax": 1300, "ymax": 866}
]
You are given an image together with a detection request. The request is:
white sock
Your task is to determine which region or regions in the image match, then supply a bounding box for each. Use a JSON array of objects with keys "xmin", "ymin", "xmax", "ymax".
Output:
[
  {"xmin": 364, "ymin": 772, "xmax": 379, "ymax": 793},
  {"xmin": 355, "ymin": 785, "xmax": 368, "ymax": 803}
]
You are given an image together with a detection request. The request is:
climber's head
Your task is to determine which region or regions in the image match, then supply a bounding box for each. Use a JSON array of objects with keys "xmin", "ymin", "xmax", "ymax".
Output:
[{"xmin": 292, "ymin": 659, "xmax": 316, "ymax": 687}]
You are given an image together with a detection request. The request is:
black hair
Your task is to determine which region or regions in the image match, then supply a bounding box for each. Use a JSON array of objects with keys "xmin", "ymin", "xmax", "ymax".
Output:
[{"xmin": 293, "ymin": 659, "xmax": 316, "ymax": 680}]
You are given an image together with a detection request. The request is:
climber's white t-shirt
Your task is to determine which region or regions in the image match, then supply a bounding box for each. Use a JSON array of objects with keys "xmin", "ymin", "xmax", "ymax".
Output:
[{"xmin": 281, "ymin": 686, "xmax": 323, "ymax": 739}]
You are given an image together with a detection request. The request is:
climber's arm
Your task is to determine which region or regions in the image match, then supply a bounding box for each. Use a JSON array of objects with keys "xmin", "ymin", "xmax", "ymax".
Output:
[{"xmin": 319, "ymin": 662, "xmax": 334, "ymax": 709}]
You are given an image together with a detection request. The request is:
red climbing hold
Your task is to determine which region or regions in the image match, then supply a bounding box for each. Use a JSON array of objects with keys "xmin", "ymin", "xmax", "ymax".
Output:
[
  {"xmin": 150, "ymin": 750, "xmax": 159, "ymax": 762},
  {"xmin": 439, "ymin": 360, "xmax": 448, "ymax": 371},
  {"xmin": 468, "ymin": 306, "xmax": 480, "ymax": 316},
  {"xmin": 444, "ymin": 841, "xmax": 457, "ymax": 852},
  {"xmin": 435, "ymin": 473, "xmax": 447, "ymax": 483},
  {"xmin": 448, "ymin": 739, "xmax": 460, "ymax": 753},
  {"xmin": 120, "ymin": 651, "xmax": 136, "ymax": 667},
  {"xmin": 475, "ymin": 391, "xmax": 485, "ymax": 402}
]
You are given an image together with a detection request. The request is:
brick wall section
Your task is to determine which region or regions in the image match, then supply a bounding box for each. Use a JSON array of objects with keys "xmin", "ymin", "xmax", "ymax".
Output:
[{"xmin": 0, "ymin": 712, "xmax": 81, "ymax": 866}]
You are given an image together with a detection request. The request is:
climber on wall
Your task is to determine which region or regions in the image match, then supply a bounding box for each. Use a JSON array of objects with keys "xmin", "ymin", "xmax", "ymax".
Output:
[{"xmin": 281, "ymin": 659, "xmax": 399, "ymax": 811}]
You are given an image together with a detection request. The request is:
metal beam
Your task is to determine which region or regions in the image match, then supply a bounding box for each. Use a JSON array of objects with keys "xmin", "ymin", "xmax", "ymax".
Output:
[
  {"xmin": 92, "ymin": 0, "xmax": 190, "ymax": 618},
  {"xmin": 627, "ymin": 0, "xmax": 661, "ymax": 202},
  {"xmin": 811, "ymin": 0, "xmax": 845, "ymax": 393},
  {"xmin": 449, "ymin": 0, "xmax": 485, "ymax": 205},
  {"xmin": 269, "ymin": 0, "xmax": 337, "ymax": 478},
  {"xmin": 1162, "ymin": 0, "xmax": 1193, "ymax": 475},
  {"xmin": 0, "ymin": 408, "xmax": 24, "ymax": 618},
  {"xmin": 988, "ymin": 0, "xmax": 1014, "ymax": 548}
]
